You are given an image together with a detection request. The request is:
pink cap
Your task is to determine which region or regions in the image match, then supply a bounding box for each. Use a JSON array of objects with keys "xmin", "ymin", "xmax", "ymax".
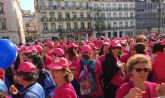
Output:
[
  {"xmin": 22, "ymin": 46, "xmax": 38, "ymax": 54},
  {"xmin": 51, "ymin": 48, "xmax": 64, "ymax": 56},
  {"xmin": 88, "ymin": 43, "xmax": 98, "ymax": 50},
  {"xmin": 160, "ymin": 39, "xmax": 165, "ymax": 46},
  {"xmin": 80, "ymin": 45, "xmax": 92, "ymax": 54},
  {"xmin": 48, "ymin": 57, "xmax": 69, "ymax": 70},
  {"xmin": 67, "ymin": 43, "xmax": 78, "ymax": 49},
  {"xmin": 110, "ymin": 41, "xmax": 121, "ymax": 47},
  {"xmin": 44, "ymin": 41, "xmax": 54, "ymax": 47},
  {"xmin": 17, "ymin": 62, "xmax": 36, "ymax": 72},
  {"xmin": 35, "ymin": 45, "xmax": 43, "ymax": 53}
]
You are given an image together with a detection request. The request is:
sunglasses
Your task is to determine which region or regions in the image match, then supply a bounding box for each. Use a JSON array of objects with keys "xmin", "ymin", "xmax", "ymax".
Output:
[
  {"xmin": 134, "ymin": 68, "xmax": 150, "ymax": 73},
  {"xmin": 111, "ymin": 47, "xmax": 121, "ymax": 50}
]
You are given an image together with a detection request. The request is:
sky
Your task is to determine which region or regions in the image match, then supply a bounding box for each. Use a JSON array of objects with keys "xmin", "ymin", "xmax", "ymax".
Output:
[{"xmin": 20, "ymin": 0, "xmax": 34, "ymax": 12}]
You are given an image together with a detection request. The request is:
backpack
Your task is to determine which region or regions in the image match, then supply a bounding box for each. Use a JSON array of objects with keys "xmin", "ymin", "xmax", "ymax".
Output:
[{"xmin": 78, "ymin": 60, "xmax": 98, "ymax": 96}]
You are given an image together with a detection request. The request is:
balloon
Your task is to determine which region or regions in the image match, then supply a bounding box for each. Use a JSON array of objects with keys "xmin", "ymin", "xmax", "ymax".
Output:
[{"xmin": 0, "ymin": 39, "xmax": 18, "ymax": 69}]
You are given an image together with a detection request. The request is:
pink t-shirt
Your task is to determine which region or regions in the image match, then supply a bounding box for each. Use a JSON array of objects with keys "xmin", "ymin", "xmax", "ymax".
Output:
[
  {"xmin": 152, "ymin": 52, "xmax": 165, "ymax": 84},
  {"xmin": 53, "ymin": 83, "xmax": 77, "ymax": 98},
  {"xmin": 116, "ymin": 81, "xmax": 157, "ymax": 98}
]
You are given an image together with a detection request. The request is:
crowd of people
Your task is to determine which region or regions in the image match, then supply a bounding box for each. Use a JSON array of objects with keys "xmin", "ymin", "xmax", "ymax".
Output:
[{"xmin": 0, "ymin": 34, "xmax": 165, "ymax": 98}]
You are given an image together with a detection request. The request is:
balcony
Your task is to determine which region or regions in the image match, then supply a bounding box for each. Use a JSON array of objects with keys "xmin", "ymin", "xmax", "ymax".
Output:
[
  {"xmin": 93, "ymin": 8, "xmax": 135, "ymax": 11},
  {"xmin": 65, "ymin": 18, "xmax": 72, "ymax": 21},
  {"xmin": 105, "ymin": 17, "xmax": 135, "ymax": 20},
  {"xmin": 49, "ymin": 17, "xmax": 56, "ymax": 22},
  {"xmin": 41, "ymin": 17, "xmax": 48, "ymax": 22},
  {"xmin": 56, "ymin": 17, "xmax": 64, "ymax": 21}
]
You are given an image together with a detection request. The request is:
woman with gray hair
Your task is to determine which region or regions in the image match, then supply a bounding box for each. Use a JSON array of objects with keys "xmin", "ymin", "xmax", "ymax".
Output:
[{"xmin": 116, "ymin": 54, "xmax": 165, "ymax": 98}]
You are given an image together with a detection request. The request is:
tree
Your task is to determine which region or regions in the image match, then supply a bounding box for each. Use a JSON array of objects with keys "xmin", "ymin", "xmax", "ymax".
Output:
[{"xmin": 94, "ymin": 6, "xmax": 105, "ymax": 38}]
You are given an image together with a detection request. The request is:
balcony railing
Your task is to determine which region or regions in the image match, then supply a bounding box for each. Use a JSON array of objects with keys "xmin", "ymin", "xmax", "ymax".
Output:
[{"xmin": 93, "ymin": 8, "xmax": 135, "ymax": 11}]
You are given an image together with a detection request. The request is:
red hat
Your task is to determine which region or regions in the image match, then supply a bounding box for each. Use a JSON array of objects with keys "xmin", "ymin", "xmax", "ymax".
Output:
[
  {"xmin": 44, "ymin": 41, "xmax": 54, "ymax": 47},
  {"xmin": 80, "ymin": 45, "xmax": 92, "ymax": 54},
  {"xmin": 17, "ymin": 62, "xmax": 36, "ymax": 73},
  {"xmin": 51, "ymin": 48, "xmax": 64, "ymax": 56},
  {"xmin": 48, "ymin": 57, "xmax": 69, "ymax": 70},
  {"xmin": 67, "ymin": 43, "xmax": 78, "ymax": 49}
]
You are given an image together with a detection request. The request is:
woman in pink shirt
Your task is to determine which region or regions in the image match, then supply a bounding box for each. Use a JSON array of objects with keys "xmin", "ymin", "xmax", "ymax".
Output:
[
  {"xmin": 76, "ymin": 45, "xmax": 103, "ymax": 98},
  {"xmin": 48, "ymin": 57, "xmax": 77, "ymax": 98},
  {"xmin": 116, "ymin": 54, "xmax": 165, "ymax": 98}
]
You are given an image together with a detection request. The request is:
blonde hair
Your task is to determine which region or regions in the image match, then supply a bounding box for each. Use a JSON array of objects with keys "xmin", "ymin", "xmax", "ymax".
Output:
[
  {"xmin": 126, "ymin": 54, "xmax": 151, "ymax": 76},
  {"xmin": 61, "ymin": 67, "xmax": 74, "ymax": 83}
]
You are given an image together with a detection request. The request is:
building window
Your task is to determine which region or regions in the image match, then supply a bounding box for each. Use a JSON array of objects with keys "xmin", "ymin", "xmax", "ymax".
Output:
[
  {"xmin": 107, "ymin": 13, "xmax": 111, "ymax": 19},
  {"xmin": 58, "ymin": 12, "xmax": 62, "ymax": 18},
  {"xmin": 113, "ymin": 22, "xmax": 117, "ymax": 27},
  {"xmin": 57, "ymin": 1, "xmax": 61, "ymax": 9},
  {"xmin": 41, "ymin": 12, "xmax": 46, "ymax": 18},
  {"xmin": 88, "ymin": 22, "xmax": 91, "ymax": 29},
  {"xmin": 94, "ymin": 4, "xmax": 98, "ymax": 9},
  {"xmin": 124, "ymin": 4, "xmax": 128, "ymax": 9},
  {"xmin": 107, "ymin": 4, "xmax": 111, "ymax": 9},
  {"xmin": 118, "ymin": 4, "xmax": 122, "ymax": 9},
  {"xmin": 81, "ymin": 22, "xmax": 85, "ymax": 29},
  {"xmin": 119, "ymin": 22, "xmax": 123, "ymax": 27},
  {"xmin": 124, "ymin": 12, "xmax": 128, "ymax": 17},
  {"xmin": 119, "ymin": 13, "xmax": 122, "ymax": 18},
  {"xmin": 39, "ymin": 0, "xmax": 45, "ymax": 8},
  {"xmin": 125, "ymin": 21, "xmax": 128, "ymax": 27},
  {"xmin": 72, "ymin": 12, "xmax": 77, "ymax": 18},
  {"xmin": 0, "ymin": 20, "xmax": 5, "ymax": 29},
  {"xmin": 65, "ymin": 12, "xmax": 70, "ymax": 19},
  {"xmin": 87, "ymin": 12, "xmax": 91, "ymax": 18},
  {"xmin": 51, "ymin": 23, "xmax": 56, "ymax": 30},
  {"xmin": 0, "ymin": 6, "xmax": 3, "ymax": 13},
  {"xmin": 130, "ymin": 4, "xmax": 134, "ymax": 9},
  {"xmin": 130, "ymin": 21, "xmax": 134, "ymax": 27},
  {"xmin": 113, "ymin": 13, "xmax": 117, "ymax": 18},
  {"xmin": 101, "ymin": 13, "xmax": 105, "ymax": 19},
  {"xmin": 100, "ymin": 4, "xmax": 104, "ymax": 9},
  {"xmin": 112, "ymin": 4, "xmax": 116, "ymax": 9},
  {"xmin": 49, "ymin": 12, "xmax": 55, "ymax": 18},
  {"xmin": 108, "ymin": 22, "xmax": 111, "ymax": 29},
  {"xmin": 80, "ymin": 12, "xmax": 84, "ymax": 18},
  {"xmin": 65, "ymin": 1, "xmax": 69, "ymax": 8},
  {"xmin": 43, "ymin": 23, "xmax": 48, "ymax": 30},
  {"xmin": 80, "ymin": 1, "xmax": 83, "ymax": 9},
  {"xmin": 66, "ymin": 22, "xmax": 71, "ymax": 29},
  {"xmin": 48, "ymin": 0, "xmax": 53, "ymax": 8},
  {"xmin": 72, "ymin": 1, "xmax": 76, "ymax": 9},
  {"xmin": 130, "ymin": 13, "xmax": 134, "ymax": 17},
  {"xmin": 74, "ymin": 22, "xmax": 78, "ymax": 29}
]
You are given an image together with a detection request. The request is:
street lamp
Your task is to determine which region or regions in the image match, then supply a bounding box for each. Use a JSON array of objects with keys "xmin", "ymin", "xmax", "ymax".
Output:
[{"xmin": 158, "ymin": 0, "xmax": 161, "ymax": 35}]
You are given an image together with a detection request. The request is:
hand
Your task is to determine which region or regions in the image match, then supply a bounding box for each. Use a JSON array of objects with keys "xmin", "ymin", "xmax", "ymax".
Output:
[
  {"xmin": 0, "ymin": 91, "xmax": 8, "ymax": 97},
  {"xmin": 9, "ymin": 85, "xmax": 18, "ymax": 95},
  {"xmin": 124, "ymin": 87, "xmax": 145, "ymax": 98},
  {"xmin": 156, "ymin": 83, "xmax": 165, "ymax": 97}
]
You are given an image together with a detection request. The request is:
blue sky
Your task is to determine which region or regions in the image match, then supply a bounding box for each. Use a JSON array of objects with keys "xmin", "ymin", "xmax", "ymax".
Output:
[{"xmin": 20, "ymin": 0, "xmax": 34, "ymax": 12}]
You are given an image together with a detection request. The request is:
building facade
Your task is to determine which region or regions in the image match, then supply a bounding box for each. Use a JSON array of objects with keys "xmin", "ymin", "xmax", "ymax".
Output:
[
  {"xmin": 22, "ymin": 10, "xmax": 38, "ymax": 42},
  {"xmin": 91, "ymin": 0, "xmax": 136, "ymax": 38},
  {"xmin": 0, "ymin": 0, "xmax": 25, "ymax": 44},
  {"xmin": 35, "ymin": 0, "xmax": 93, "ymax": 40},
  {"xmin": 135, "ymin": 0, "xmax": 165, "ymax": 34}
]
